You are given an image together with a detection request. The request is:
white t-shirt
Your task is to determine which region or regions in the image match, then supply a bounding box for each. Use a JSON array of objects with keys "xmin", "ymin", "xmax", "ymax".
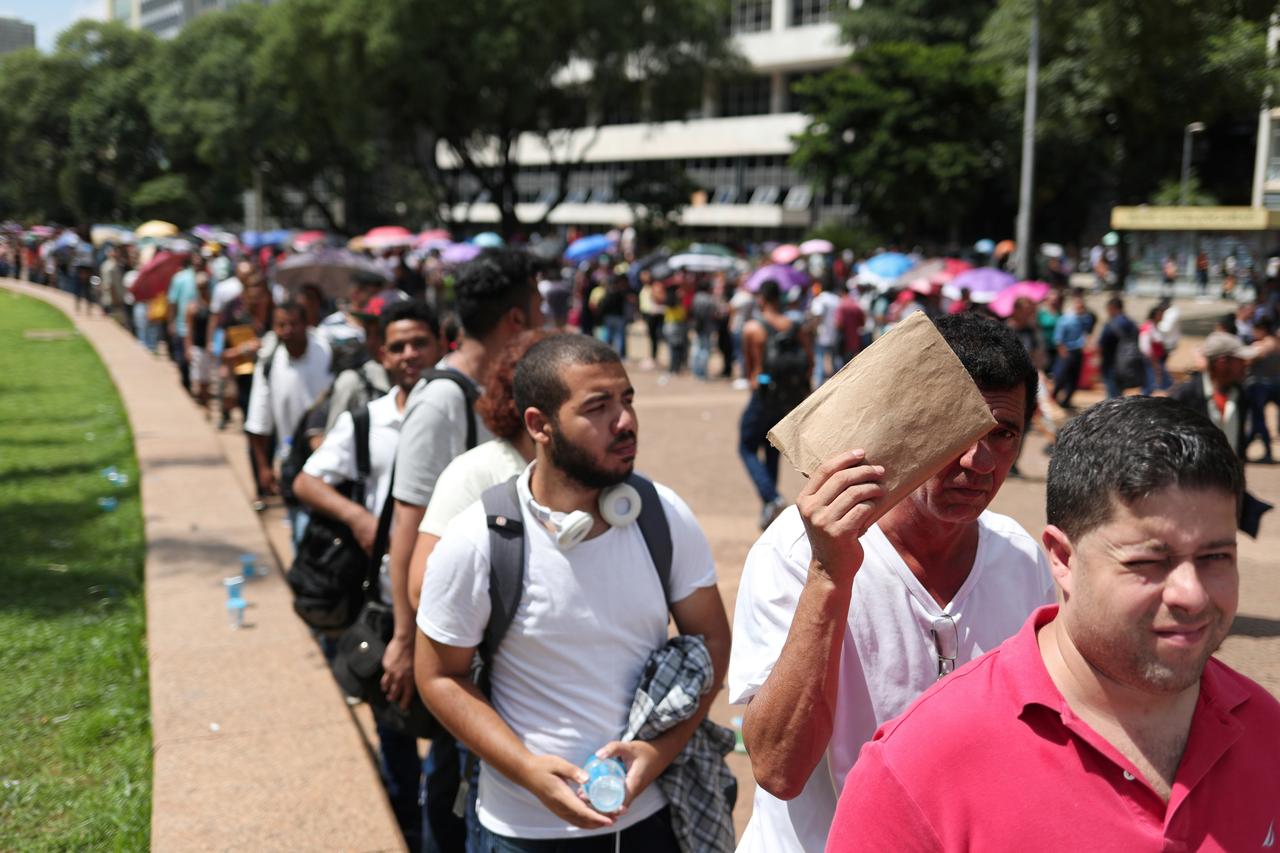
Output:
[
  {"xmin": 243, "ymin": 330, "xmax": 332, "ymax": 440},
  {"xmin": 808, "ymin": 291, "xmax": 842, "ymax": 348},
  {"xmin": 392, "ymin": 359, "xmax": 494, "ymax": 507},
  {"xmin": 210, "ymin": 275, "xmax": 244, "ymax": 315},
  {"xmin": 302, "ymin": 389, "xmax": 402, "ymax": 602},
  {"xmin": 417, "ymin": 466, "xmax": 719, "ymax": 840},
  {"xmin": 728, "ymin": 506, "xmax": 1054, "ymax": 853},
  {"xmin": 419, "ymin": 439, "xmax": 527, "ymax": 537}
]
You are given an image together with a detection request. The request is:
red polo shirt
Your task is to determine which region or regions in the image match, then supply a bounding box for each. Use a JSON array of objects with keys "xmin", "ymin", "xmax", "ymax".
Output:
[{"xmin": 827, "ymin": 605, "xmax": 1280, "ymax": 852}]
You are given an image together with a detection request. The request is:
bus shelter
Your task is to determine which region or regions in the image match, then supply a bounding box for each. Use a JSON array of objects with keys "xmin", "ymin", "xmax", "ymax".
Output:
[{"xmin": 1109, "ymin": 205, "xmax": 1280, "ymax": 297}]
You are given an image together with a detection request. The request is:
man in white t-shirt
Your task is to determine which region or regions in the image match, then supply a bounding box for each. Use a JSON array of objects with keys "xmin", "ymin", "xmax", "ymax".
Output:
[
  {"xmin": 728, "ymin": 313, "xmax": 1054, "ymax": 853},
  {"xmin": 415, "ymin": 334, "xmax": 730, "ymax": 850},
  {"xmin": 808, "ymin": 280, "xmax": 842, "ymax": 385},
  {"xmin": 243, "ymin": 299, "xmax": 332, "ymax": 538}
]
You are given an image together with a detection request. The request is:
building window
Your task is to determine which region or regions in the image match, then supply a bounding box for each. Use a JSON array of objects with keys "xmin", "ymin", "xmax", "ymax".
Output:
[
  {"xmin": 728, "ymin": 0, "xmax": 772, "ymax": 34},
  {"xmin": 790, "ymin": 0, "xmax": 836, "ymax": 27},
  {"xmin": 113, "ymin": 0, "xmax": 132, "ymax": 21},
  {"xmin": 1268, "ymin": 124, "xmax": 1280, "ymax": 184},
  {"xmin": 719, "ymin": 76, "xmax": 772, "ymax": 118}
]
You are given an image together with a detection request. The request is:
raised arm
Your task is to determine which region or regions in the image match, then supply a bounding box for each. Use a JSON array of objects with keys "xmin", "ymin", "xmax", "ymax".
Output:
[{"xmin": 742, "ymin": 450, "xmax": 884, "ymax": 799}]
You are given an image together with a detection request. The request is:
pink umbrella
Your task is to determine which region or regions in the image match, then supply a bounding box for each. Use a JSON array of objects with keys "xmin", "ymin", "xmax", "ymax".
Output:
[
  {"xmin": 771, "ymin": 244, "xmax": 801, "ymax": 265},
  {"xmin": 799, "ymin": 238, "xmax": 834, "ymax": 255},
  {"xmin": 944, "ymin": 267, "xmax": 1016, "ymax": 303},
  {"xmin": 990, "ymin": 281, "xmax": 1053, "ymax": 318},
  {"xmin": 291, "ymin": 230, "xmax": 328, "ymax": 251},
  {"xmin": 415, "ymin": 228, "xmax": 452, "ymax": 249},
  {"xmin": 129, "ymin": 250, "xmax": 188, "ymax": 301},
  {"xmin": 364, "ymin": 226, "xmax": 414, "ymax": 250}
]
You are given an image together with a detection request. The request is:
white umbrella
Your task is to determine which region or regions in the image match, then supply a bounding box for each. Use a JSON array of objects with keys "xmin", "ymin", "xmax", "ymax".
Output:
[{"xmin": 668, "ymin": 253, "xmax": 737, "ymax": 273}]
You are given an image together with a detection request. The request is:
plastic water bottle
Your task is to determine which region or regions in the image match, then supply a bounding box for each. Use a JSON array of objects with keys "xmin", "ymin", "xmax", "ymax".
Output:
[
  {"xmin": 226, "ymin": 595, "xmax": 246, "ymax": 629},
  {"xmin": 223, "ymin": 576, "xmax": 244, "ymax": 601},
  {"xmin": 101, "ymin": 465, "xmax": 118, "ymax": 480},
  {"xmin": 582, "ymin": 756, "xmax": 626, "ymax": 813},
  {"xmin": 757, "ymin": 373, "xmax": 772, "ymax": 386},
  {"xmin": 240, "ymin": 554, "xmax": 258, "ymax": 581},
  {"xmin": 97, "ymin": 496, "xmax": 118, "ymax": 512}
]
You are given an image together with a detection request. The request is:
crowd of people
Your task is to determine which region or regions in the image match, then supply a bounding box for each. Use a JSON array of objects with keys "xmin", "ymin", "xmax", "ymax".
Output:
[{"xmin": 5, "ymin": 222, "xmax": 1279, "ymax": 852}]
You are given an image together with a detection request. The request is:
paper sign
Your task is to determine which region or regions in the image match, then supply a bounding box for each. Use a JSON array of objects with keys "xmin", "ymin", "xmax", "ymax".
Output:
[{"xmin": 767, "ymin": 312, "xmax": 997, "ymax": 521}]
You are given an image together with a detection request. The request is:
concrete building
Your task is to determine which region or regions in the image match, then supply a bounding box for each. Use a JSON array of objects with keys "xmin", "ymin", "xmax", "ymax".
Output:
[
  {"xmin": 0, "ymin": 17, "xmax": 36, "ymax": 55},
  {"xmin": 445, "ymin": 0, "xmax": 857, "ymax": 240},
  {"xmin": 108, "ymin": 0, "xmax": 272, "ymax": 39}
]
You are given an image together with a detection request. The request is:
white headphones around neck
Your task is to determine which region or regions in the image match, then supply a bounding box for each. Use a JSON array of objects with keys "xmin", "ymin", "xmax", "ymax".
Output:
[{"xmin": 527, "ymin": 482, "xmax": 643, "ymax": 550}]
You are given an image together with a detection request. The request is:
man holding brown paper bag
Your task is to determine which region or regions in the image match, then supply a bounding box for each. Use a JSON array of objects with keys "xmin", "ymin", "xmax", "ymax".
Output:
[{"xmin": 727, "ymin": 313, "xmax": 1055, "ymax": 852}]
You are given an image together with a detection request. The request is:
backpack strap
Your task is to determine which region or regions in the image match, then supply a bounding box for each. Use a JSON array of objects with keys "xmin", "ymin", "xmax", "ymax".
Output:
[
  {"xmin": 421, "ymin": 368, "xmax": 479, "ymax": 450},
  {"xmin": 627, "ymin": 473, "xmax": 673, "ymax": 604},
  {"xmin": 261, "ymin": 341, "xmax": 280, "ymax": 382},
  {"xmin": 364, "ymin": 455, "xmax": 396, "ymax": 603},
  {"xmin": 480, "ymin": 477, "xmax": 526, "ymax": 670},
  {"xmin": 352, "ymin": 405, "xmax": 371, "ymax": 486}
]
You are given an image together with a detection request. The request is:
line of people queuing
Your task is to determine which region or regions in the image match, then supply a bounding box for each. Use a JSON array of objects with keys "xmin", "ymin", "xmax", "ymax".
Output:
[
  {"xmin": 25, "ymin": 229, "xmax": 1275, "ymax": 851},
  {"xmin": 187, "ymin": 243, "xmax": 1276, "ymax": 852}
]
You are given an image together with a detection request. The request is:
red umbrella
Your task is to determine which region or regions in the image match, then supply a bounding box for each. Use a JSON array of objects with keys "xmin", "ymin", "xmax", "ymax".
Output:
[
  {"xmin": 292, "ymin": 230, "xmax": 328, "ymax": 251},
  {"xmin": 415, "ymin": 228, "xmax": 452, "ymax": 249},
  {"xmin": 129, "ymin": 251, "xmax": 188, "ymax": 301}
]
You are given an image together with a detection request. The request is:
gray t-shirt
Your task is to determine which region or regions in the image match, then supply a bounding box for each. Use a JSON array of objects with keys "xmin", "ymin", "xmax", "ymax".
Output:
[
  {"xmin": 391, "ymin": 359, "xmax": 493, "ymax": 507},
  {"xmin": 324, "ymin": 361, "xmax": 391, "ymax": 433}
]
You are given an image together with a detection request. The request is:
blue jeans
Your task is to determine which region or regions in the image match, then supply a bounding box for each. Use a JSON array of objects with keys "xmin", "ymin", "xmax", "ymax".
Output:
[
  {"xmin": 471, "ymin": 806, "xmax": 679, "ymax": 852},
  {"xmin": 602, "ymin": 315, "xmax": 628, "ymax": 357},
  {"xmin": 691, "ymin": 330, "xmax": 713, "ymax": 379},
  {"xmin": 1248, "ymin": 380, "xmax": 1280, "ymax": 459},
  {"xmin": 663, "ymin": 322, "xmax": 688, "ymax": 374},
  {"xmin": 421, "ymin": 735, "xmax": 467, "ymax": 853},
  {"xmin": 813, "ymin": 342, "xmax": 842, "ymax": 385},
  {"xmin": 739, "ymin": 391, "xmax": 780, "ymax": 505}
]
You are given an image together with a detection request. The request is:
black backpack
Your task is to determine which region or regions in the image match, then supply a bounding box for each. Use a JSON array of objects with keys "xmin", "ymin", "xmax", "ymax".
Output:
[
  {"xmin": 1113, "ymin": 324, "xmax": 1146, "ymax": 390},
  {"xmin": 445, "ymin": 472, "xmax": 674, "ymax": 815},
  {"xmin": 760, "ymin": 321, "xmax": 811, "ymax": 419},
  {"xmin": 286, "ymin": 407, "xmax": 379, "ymax": 634}
]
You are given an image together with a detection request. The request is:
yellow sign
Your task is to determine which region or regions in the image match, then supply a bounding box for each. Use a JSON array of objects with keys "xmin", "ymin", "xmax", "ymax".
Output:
[{"xmin": 1110, "ymin": 206, "xmax": 1280, "ymax": 231}]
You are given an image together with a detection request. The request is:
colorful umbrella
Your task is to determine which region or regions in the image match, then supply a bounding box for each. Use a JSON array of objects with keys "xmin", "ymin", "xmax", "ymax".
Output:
[
  {"xmin": 771, "ymin": 244, "xmax": 801, "ymax": 265},
  {"xmin": 130, "ymin": 250, "xmax": 188, "ymax": 301},
  {"xmin": 945, "ymin": 267, "xmax": 1016, "ymax": 303},
  {"xmin": 799, "ymin": 238, "xmax": 834, "ymax": 255},
  {"xmin": 990, "ymin": 281, "xmax": 1053, "ymax": 317},
  {"xmin": 994, "ymin": 239, "xmax": 1016, "ymax": 257},
  {"xmin": 471, "ymin": 231, "xmax": 504, "ymax": 249},
  {"xmin": 415, "ymin": 228, "xmax": 452, "ymax": 250},
  {"xmin": 668, "ymin": 253, "xmax": 737, "ymax": 273},
  {"xmin": 291, "ymin": 230, "xmax": 329, "ymax": 252},
  {"xmin": 743, "ymin": 264, "xmax": 808, "ymax": 293},
  {"xmin": 974, "ymin": 238, "xmax": 996, "ymax": 255},
  {"xmin": 91, "ymin": 224, "xmax": 135, "ymax": 248},
  {"xmin": 565, "ymin": 233, "xmax": 616, "ymax": 263},
  {"xmin": 860, "ymin": 252, "xmax": 915, "ymax": 281},
  {"xmin": 135, "ymin": 220, "xmax": 179, "ymax": 240},
  {"xmin": 364, "ymin": 226, "xmax": 414, "ymax": 250},
  {"xmin": 276, "ymin": 249, "xmax": 391, "ymax": 299},
  {"xmin": 441, "ymin": 242, "xmax": 482, "ymax": 265}
]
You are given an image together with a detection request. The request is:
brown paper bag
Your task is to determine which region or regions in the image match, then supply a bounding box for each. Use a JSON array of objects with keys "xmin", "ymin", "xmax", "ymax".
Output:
[{"xmin": 767, "ymin": 311, "xmax": 996, "ymax": 522}]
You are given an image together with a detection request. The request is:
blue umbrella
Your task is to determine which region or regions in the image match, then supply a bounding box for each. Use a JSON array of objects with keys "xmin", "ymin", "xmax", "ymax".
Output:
[
  {"xmin": 565, "ymin": 233, "xmax": 616, "ymax": 263},
  {"xmin": 860, "ymin": 252, "xmax": 915, "ymax": 281},
  {"xmin": 472, "ymin": 231, "xmax": 504, "ymax": 249}
]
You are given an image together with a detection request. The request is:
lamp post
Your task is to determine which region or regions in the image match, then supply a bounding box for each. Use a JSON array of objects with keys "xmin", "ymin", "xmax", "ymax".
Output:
[
  {"xmin": 1014, "ymin": 0, "xmax": 1039, "ymax": 281},
  {"xmin": 1179, "ymin": 122, "xmax": 1205, "ymax": 285},
  {"xmin": 1180, "ymin": 121, "xmax": 1206, "ymax": 206}
]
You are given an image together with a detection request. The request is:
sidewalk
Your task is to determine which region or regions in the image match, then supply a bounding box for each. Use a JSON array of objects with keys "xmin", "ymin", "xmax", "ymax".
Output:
[{"xmin": 1, "ymin": 280, "xmax": 404, "ymax": 852}]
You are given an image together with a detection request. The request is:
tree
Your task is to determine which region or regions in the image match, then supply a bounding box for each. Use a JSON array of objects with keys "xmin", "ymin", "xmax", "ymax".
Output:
[
  {"xmin": 616, "ymin": 162, "xmax": 696, "ymax": 246},
  {"xmin": 0, "ymin": 49, "xmax": 81, "ymax": 222},
  {"xmin": 791, "ymin": 42, "xmax": 1008, "ymax": 243},
  {"xmin": 358, "ymin": 0, "xmax": 741, "ymax": 238},
  {"xmin": 978, "ymin": 0, "xmax": 1278, "ymax": 238}
]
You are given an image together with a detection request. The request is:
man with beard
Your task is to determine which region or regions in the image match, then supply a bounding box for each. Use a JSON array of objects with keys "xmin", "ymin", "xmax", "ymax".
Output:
[
  {"xmin": 414, "ymin": 335, "xmax": 730, "ymax": 851},
  {"xmin": 729, "ymin": 314, "xmax": 1052, "ymax": 852},
  {"xmin": 827, "ymin": 396, "xmax": 1280, "ymax": 851}
]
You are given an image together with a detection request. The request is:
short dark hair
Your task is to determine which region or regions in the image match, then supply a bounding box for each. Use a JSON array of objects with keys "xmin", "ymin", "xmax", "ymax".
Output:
[
  {"xmin": 513, "ymin": 334, "xmax": 622, "ymax": 420},
  {"xmin": 1047, "ymin": 396, "xmax": 1243, "ymax": 540},
  {"xmin": 1107, "ymin": 296, "xmax": 1124, "ymax": 311},
  {"xmin": 455, "ymin": 248, "xmax": 535, "ymax": 338},
  {"xmin": 758, "ymin": 280, "xmax": 781, "ymax": 305},
  {"xmin": 274, "ymin": 299, "xmax": 306, "ymax": 321},
  {"xmin": 934, "ymin": 313, "xmax": 1038, "ymax": 425},
  {"xmin": 379, "ymin": 300, "xmax": 439, "ymax": 336}
]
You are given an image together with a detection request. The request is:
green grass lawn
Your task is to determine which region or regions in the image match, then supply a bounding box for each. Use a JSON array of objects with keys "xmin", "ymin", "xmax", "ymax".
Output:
[{"xmin": 0, "ymin": 292, "xmax": 150, "ymax": 850}]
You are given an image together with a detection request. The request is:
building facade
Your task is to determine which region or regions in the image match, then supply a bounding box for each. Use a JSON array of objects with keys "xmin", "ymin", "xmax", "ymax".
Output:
[
  {"xmin": 107, "ymin": 0, "xmax": 272, "ymax": 39},
  {"xmin": 445, "ymin": 0, "xmax": 856, "ymax": 240},
  {"xmin": 0, "ymin": 17, "xmax": 36, "ymax": 55}
]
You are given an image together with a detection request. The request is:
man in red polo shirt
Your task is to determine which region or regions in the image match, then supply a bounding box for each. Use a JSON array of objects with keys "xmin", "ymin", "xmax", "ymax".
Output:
[{"xmin": 828, "ymin": 396, "xmax": 1280, "ymax": 852}]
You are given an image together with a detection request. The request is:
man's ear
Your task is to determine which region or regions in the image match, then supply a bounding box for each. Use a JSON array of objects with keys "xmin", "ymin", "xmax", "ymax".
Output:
[
  {"xmin": 524, "ymin": 406, "xmax": 552, "ymax": 447},
  {"xmin": 1042, "ymin": 524, "xmax": 1076, "ymax": 599}
]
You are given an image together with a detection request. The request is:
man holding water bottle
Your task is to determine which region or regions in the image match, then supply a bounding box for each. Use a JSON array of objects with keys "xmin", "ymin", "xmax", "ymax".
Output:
[{"xmin": 414, "ymin": 335, "xmax": 730, "ymax": 851}]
